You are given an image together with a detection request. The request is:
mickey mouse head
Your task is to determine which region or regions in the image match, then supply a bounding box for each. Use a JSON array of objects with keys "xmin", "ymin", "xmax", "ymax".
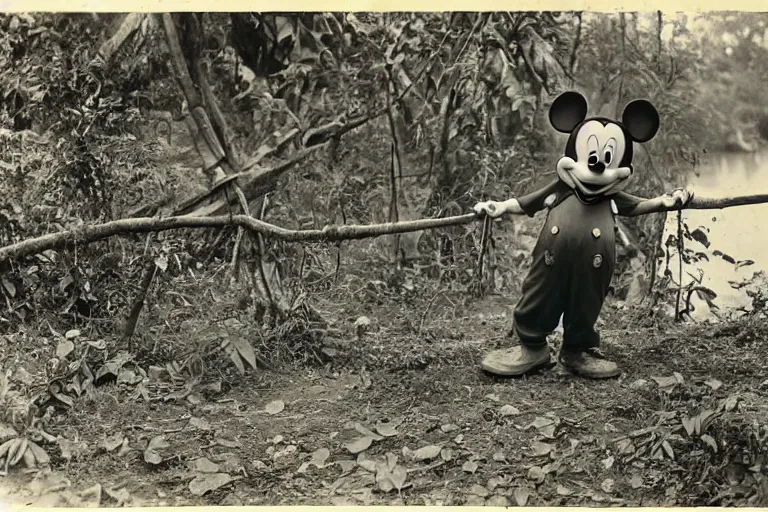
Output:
[{"xmin": 549, "ymin": 91, "xmax": 660, "ymax": 202}]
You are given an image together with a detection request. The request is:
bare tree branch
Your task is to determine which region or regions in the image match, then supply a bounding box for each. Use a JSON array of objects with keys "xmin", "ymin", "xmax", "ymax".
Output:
[
  {"xmin": 3, "ymin": 194, "xmax": 768, "ymax": 264},
  {"xmin": 625, "ymin": 194, "xmax": 768, "ymax": 217}
]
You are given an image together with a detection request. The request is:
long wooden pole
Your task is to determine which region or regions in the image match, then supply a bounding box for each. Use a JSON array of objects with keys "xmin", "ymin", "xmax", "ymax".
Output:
[{"xmin": 1, "ymin": 194, "xmax": 767, "ymax": 264}]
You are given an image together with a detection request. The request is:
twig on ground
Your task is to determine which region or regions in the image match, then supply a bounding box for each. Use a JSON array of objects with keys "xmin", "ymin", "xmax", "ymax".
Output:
[{"xmin": 419, "ymin": 289, "xmax": 446, "ymax": 335}]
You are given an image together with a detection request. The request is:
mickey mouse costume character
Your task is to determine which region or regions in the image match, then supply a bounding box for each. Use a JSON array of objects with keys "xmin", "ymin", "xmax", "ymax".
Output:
[{"xmin": 474, "ymin": 91, "xmax": 693, "ymax": 379}]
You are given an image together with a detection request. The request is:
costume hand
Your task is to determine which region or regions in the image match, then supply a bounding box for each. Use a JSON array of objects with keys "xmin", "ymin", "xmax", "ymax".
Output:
[
  {"xmin": 661, "ymin": 188, "xmax": 693, "ymax": 208},
  {"xmin": 473, "ymin": 201, "xmax": 505, "ymax": 218}
]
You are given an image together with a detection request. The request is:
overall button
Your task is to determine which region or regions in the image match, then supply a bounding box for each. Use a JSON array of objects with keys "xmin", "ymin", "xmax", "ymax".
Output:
[
  {"xmin": 551, "ymin": 226, "xmax": 559, "ymax": 235},
  {"xmin": 593, "ymin": 254, "xmax": 603, "ymax": 268},
  {"xmin": 592, "ymin": 228, "xmax": 601, "ymax": 239}
]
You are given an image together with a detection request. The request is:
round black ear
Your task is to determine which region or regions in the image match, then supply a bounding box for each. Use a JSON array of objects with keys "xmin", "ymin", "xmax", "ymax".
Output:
[
  {"xmin": 622, "ymin": 99, "xmax": 659, "ymax": 143},
  {"xmin": 549, "ymin": 91, "xmax": 588, "ymax": 133}
]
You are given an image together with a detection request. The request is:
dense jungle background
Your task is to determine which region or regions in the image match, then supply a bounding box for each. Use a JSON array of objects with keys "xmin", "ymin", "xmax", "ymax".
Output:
[{"xmin": 1, "ymin": 11, "xmax": 768, "ymax": 507}]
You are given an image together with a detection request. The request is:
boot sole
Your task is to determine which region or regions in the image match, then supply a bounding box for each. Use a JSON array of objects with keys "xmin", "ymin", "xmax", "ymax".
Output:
[
  {"xmin": 559, "ymin": 363, "xmax": 620, "ymax": 379},
  {"xmin": 481, "ymin": 356, "xmax": 556, "ymax": 377}
]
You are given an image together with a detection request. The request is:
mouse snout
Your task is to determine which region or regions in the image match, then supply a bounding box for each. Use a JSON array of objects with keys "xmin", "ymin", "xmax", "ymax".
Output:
[{"xmin": 588, "ymin": 161, "xmax": 606, "ymax": 174}]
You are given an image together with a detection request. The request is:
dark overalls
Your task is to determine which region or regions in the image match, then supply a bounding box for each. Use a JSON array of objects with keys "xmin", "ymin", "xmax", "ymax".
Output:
[{"xmin": 513, "ymin": 179, "xmax": 643, "ymax": 353}]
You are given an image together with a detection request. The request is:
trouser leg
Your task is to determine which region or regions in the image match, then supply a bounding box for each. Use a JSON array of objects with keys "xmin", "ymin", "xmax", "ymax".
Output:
[
  {"xmin": 561, "ymin": 253, "xmax": 613, "ymax": 353},
  {"xmin": 512, "ymin": 252, "xmax": 565, "ymax": 349}
]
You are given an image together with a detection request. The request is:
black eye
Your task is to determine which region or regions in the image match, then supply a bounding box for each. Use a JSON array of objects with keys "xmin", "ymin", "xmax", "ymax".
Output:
[
  {"xmin": 604, "ymin": 150, "xmax": 612, "ymax": 164},
  {"xmin": 588, "ymin": 152, "xmax": 599, "ymax": 165}
]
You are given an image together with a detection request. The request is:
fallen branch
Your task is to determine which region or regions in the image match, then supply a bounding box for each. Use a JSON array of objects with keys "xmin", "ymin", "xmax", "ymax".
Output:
[
  {"xmin": 0, "ymin": 213, "xmax": 480, "ymax": 263},
  {"xmin": 3, "ymin": 193, "xmax": 768, "ymax": 264}
]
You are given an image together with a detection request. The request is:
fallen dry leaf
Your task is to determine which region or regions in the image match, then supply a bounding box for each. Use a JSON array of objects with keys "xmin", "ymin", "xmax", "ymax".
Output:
[
  {"xmin": 56, "ymin": 340, "xmax": 75, "ymax": 359},
  {"xmin": 413, "ymin": 444, "xmax": 442, "ymax": 462},
  {"xmin": 514, "ymin": 487, "xmax": 530, "ymax": 506},
  {"xmin": 487, "ymin": 495, "xmax": 511, "ymax": 506},
  {"xmin": 77, "ymin": 483, "xmax": 102, "ymax": 507},
  {"xmin": 487, "ymin": 476, "xmax": 508, "ymax": 491},
  {"xmin": 143, "ymin": 435, "xmax": 169, "ymax": 465},
  {"xmin": 356, "ymin": 453, "xmax": 378, "ymax": 472},
  {"xmin": 630, "ymin": 474, "xmax": 643, "ymax": 489},
  {"xmin": 100, "ymin": 433, "xmax": 125, "ymax": 453},
  {"xmin": 539, "ymin": 425, "xmax": 556, "ymax": 439},
  {"xmin": 723, "ymin": 394, "xmax": 739, "ymax": 411},
  {"xmin": 272, "ymin": 445, "xmax": 297, "ymax": 460},
  {"xmin": 704, "ymin": 378, "xmax": 723, "ymax": 391},
  {"xmin": 465, "ymin": 495, "xmax": 485, "ymax": 506},
  {"xmin": 264, "ymin": 400, "xmax": 285, "ymax": 415},
  {"xmin": 376, "ymin": 464, "xmax": 407, "ymax": 493},
  {"xmin": 542, "ymin": 461, "xmax": 560, "ymax": 475},
  {"xmin": 336, "ymin": 460, "xmax": 356, "ymax": 473},
  {"xmin": 532, "ymin": 441, "xmax": 554, "ymax": 456},
  {"xmin": 311, "ymin": 447, "xmax": 331, "ymax": 467},
  {"xmin": 105, "ymin": 487, "xmax": 130, "ymax": 506},
  {"xmin": 617, "ymin": 439, "xmax": 634, "ymax": 455},
  {"xmin": 374, "ymin": 422, "xmax": 398, "ymax": 438},
  {"xmin": 652, "ymin": 373, "xmax": 684, "ymax": 393},
  {"xmin": 701, "ymin": 434, "xmax": 718, "ymax": 452},
  {"xmin": 661, "ymin": 440, "xmax": 675, "ymax": 460},
  {"xmin": 188, "ymin": 473, "xmax": 233, "ymax": 496},
  {"xmin": 462, "ymin": 460, "xmax": 478, "ymax": 473},
  {"xmin": 527, "ymin": 417, "xmax": 554, "ymax": 430},
  {"xmin": 385, "ymin": 452, "xmax": 398, "ymax": 471},
  {"xmin": 354, "ymin": 423, "xmax": 384, "ymax": 441},
  {"xmin": 682, "ymin": 417, "xmax": 696, "ymax": 436},
  {"xmin": 189, "ymin": 417, "xmax": 212, "ymax": 431},
  {"xmin": 0, "ymin": 423, "xmax": 18, "ymax": 443},
  {"xmin": 440, "ymin": 423, "xmax": 459, "ymax": 433},
  {"xmin": 500, "ymin": 404, "xmax": 520, "ymax": 417},
  {"xmin": 469, "ymin": 484, "xmax": 490, "ymax": 497},
  {"xmin": 601, "ymin": 478, "xmax": 615, "ymax": 493},
  {"xmin": 193, "ymin": 457, "xmax": 221, "ymax": 473},
  {"xmin": 346, "ymin": 436, "xmax": 373, "ymax": 455},
  {"xmin": 527, "ymin": 466, "xmax": 545, "ymax": 484},
  {"xmin": 215, "ymin": 437, "xmax": 241, "ymax": 449},
  {"xmin": 557, "ymin": 485, "xmax": 573, "ymax": 496}
]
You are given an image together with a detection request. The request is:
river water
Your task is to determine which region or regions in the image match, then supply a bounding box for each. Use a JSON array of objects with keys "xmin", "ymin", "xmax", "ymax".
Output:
[{"xmin": 659, "ymin": 150, "xmax": 768, "ymax": 321}]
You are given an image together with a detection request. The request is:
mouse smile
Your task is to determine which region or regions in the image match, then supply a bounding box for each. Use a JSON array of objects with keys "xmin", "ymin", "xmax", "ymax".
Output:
[{"xmin": 571, "ymin": 175, "xmax": 624, "ymax": 197}]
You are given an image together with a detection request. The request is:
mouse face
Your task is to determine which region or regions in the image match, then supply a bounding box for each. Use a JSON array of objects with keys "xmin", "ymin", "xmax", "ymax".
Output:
[{"xmin": 548, "ymin": 91, "xmax": 660, "ymax": 202}]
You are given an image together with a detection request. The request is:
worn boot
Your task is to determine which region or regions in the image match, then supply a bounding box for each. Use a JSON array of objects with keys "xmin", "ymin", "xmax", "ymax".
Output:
[
  {"xmin": 559, "ymin": 347, "xmax": 619, "ymax": 379},
  {"xmin": 481, "ymin": 344, "xmax": 553, "ymax": 376}
]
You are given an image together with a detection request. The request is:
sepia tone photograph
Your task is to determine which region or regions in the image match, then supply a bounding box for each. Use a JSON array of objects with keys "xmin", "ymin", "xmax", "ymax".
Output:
[{"xmin": 0, "ymin": 9, "xmax": 767, "ymax": 507}]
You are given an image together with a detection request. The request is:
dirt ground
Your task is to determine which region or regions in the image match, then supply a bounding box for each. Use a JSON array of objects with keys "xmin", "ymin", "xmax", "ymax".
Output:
[{"xmin": 2, "ymin": 292, "xmax": 768, "ymax": 507}]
